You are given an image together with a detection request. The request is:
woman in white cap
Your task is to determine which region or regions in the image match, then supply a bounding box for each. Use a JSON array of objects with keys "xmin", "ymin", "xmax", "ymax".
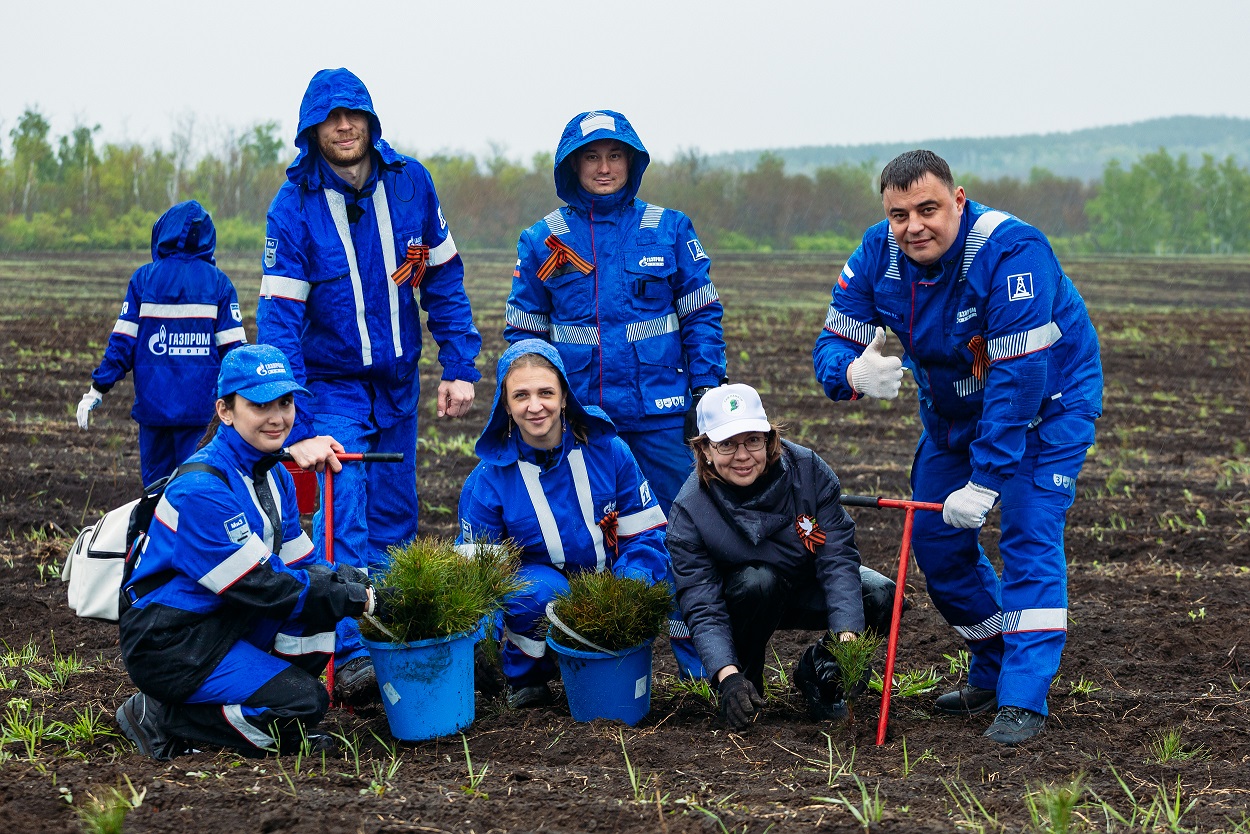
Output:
[
  {"xmin": 115, "ymin": 344, "xmax": 382, "ymax": 760},
  {"xmin": 667, "ymin": 383, "xmax": 898, "ymax": 730}
]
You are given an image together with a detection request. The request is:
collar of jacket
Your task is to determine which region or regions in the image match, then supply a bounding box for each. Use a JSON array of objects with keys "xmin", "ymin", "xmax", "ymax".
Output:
[
  {"xmin": 706, "ymin": 448, "xmax": 798, "ymax": 546},
  {"xmin": 565, "ymin": 185, "xmax": 633, "ymax": 217}
]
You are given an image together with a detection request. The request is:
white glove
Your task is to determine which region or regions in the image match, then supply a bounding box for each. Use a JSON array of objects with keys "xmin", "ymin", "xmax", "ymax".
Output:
[
  {"xmin": 943, "ymin": 482, "xmax": 999, "ymax": 529},
  {"xmin": 847, "ymin": 327, "xmax": 904, "ymax": 399},
  {"xmin": 76, "ymin": 387, "xmax": 104, "ymax": 430}
]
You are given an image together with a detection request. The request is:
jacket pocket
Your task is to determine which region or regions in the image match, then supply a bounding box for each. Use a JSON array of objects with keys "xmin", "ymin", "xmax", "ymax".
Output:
[
  {"xmin": 554, "ymin": 342, "xmax": 597, "ymax": 407},
  {"xmin": 632, "ymin": 334, "xmax": 689, "ymax": 417},
  {"xmin": 623, "ymin": 250, "xmax": 677, "ymax": 314}
]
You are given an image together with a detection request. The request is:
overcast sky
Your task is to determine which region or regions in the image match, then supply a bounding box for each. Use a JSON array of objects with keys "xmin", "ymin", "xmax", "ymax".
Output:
[{"xmin": 3, "ymin": 0, "xmax": 1248, "ymax": 164}]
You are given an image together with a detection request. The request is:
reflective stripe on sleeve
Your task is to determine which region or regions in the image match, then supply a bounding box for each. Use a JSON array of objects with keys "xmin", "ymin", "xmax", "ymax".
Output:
[
  {"xmin": 566, "ymin": 449, "xmax": 609, "ymax": 572},
  {"xmin": 429, "ymin": 233, "xmax": 457, "ymax": 266},
  {"xmin": 616, "ymin": 505, "xmax": 666, "ymax": 537},
  {"xmin": 260, "ymin": 275, "xmax": 310, "ymax": 302},
  {"xmin": 214, "ymin": 326, "xmax": 246, "ymax": 346},
  {"xmin": 505, "ymin": 626, "xmax": 547, "ymax": 659},
  {"xmin": 277, "ymin": 532, "xmax": 314, "ymax": 565},
  {"xmin": 823, "ymin": 308, "xmax": 876, "ymax": 345},
  {"xmin": 951, "ymin": 612, "xmax": 1003, "ymax": 642},
  {"xmin": 140, "ymin": 303, "xmax": 217, "ymax": 319},
  {"xmin": 551, "ymin": 324, "xmax": 600, "ymax": 345},
  {"xmin": 625, "ymin": 313, "xmax": 679, "ymax": 342},
  {"xmin": 324, "ymin": 188, "xmax": 373, "ymax": 366},
  {"xmin": 274, "ymin": 631, "xmax": 336, "ymax": 656},
  {"xmin": 371, "ymin": 182, "xmax": 404, "ymax": 359},
  {"xmin": 112, "ymin": 320, "xmax": 139, "ymax": 338},
  {"xmin": 154, "ymin": 494, "xmax": 179, "ymax": 532},
  {"xmin": 676, "ymin": 284, "xmax": 719, "ymax": 318},
  {"xmin": 518, "ymin": 462, "xmax": 565, "ymax": 568},
  {"xmin": 506, "ymin": 304, "xmax": 551, "ymax": 335},
  {"xmin": 1003, "ymin": 608, "xmax": 1067, "ymax": 633},
  {"xmin": 223, "ymin": 704, "xmax": 277, "ymax": 750},
  {"xmin": 199, "ymin": 534, "xmax": 268, "ymax": 594},
  {"xmin": 988, "ymin": 322, "xmax": 1062, "ymax": 361}
]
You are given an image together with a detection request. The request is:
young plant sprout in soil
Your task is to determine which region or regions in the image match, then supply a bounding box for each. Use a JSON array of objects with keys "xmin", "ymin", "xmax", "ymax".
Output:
[
  {"xmin": 824, "ymin": 630, "xmax": 884, "ymax": 725},
  {"xmin": 360, "ymin": 538, "xmax": 524, "ymax": 643},
  {"xmin": 548, "ymin": 573, "xmax": 671, "ymax": 652}
]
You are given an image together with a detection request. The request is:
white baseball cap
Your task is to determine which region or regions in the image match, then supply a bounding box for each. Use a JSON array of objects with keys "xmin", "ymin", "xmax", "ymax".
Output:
[{"xmin": 696, "ymin": 384, "xmax": 772, "ymax": 443}]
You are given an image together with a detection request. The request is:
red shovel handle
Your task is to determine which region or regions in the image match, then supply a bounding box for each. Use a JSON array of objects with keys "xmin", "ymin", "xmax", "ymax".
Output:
[{"xmin": 839, "ymin": 494, "xmax": 943, "ymax": 745}]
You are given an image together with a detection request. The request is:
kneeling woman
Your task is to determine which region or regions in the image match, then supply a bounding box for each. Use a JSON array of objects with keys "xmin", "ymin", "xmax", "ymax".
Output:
[
  {"xmin": 457, "ymin": 340, "xmax": 688, "ymax": 708},
  {"xmin": 117, "ymin": 344, "xmax": 379, "ymax": 759},
  {"xmin": 668, "ymin": 384, "xmax": 898, "ymax": 730}
]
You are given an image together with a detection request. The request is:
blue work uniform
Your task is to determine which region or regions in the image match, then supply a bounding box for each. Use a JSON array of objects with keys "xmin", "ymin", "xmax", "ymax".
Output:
[
  {"xmin": 504, "ymin": 110, "xmax": 726, "ymax": 513},
  {"xmin": 812, "ymin": 201, "xmax": 1103, "ymax": 715},
  {"xmin": 256, "ymin": 68, "xmax": 482, "ymax": 663},
  {"xmin": 118, "ymin": 425, "xmax": 370, "ymax": 755},
  {"xmin": 457, "ymin": 340, "xmax": 703, "ymax": 685},
  {"xmin": 91, "ymin": 200, "xmax": 246, "ymax": 488}
]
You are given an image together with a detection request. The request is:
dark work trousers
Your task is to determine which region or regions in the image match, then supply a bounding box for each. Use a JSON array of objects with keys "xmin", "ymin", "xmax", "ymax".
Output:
[{"xmin": 723, "ymin": 563, "xmax": 897, "ymax": 695}]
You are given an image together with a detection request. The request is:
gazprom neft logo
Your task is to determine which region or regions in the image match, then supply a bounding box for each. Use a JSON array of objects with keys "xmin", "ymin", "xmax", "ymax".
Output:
[
  {"xmin": 148, "ymin": 325, "xmax": 211, "ymax": 356},
  {"xmin": 254, "ymin": 361, "xmax": 288, "ymax": 376},
  {"xmin": 638, "ymin": 256, "xmax": 665, "ymax": 268},
  {"xmin": 956, "ymin": 307, "xmax": 977, "ymax": 324}
]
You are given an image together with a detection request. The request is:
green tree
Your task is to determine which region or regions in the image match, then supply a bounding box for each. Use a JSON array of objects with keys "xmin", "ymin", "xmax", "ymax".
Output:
[{"xmin": 9, "ymin": 108, "xmax": 56, "ymax": 220}]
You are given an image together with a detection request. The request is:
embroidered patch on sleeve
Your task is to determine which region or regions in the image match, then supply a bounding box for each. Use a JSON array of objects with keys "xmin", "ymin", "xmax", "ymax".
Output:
[
  {"xmin": 223, "ymin": 513, "xmax": 251, "ymax": 545},
  {"xmin": 1007, "ymin": 272, "xmax": 1034, "ymax": 301}
]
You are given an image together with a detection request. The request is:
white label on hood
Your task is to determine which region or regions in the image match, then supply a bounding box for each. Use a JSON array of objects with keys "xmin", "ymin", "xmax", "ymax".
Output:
[{"xmin": 580, "ymin": 113, "xmax": 616, "ymax": 136}]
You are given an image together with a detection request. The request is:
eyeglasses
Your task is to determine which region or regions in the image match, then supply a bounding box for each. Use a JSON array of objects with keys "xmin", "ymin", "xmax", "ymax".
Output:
[{"xmin": 710, "ymin": 435, "xmax": 767, "ymax": 455}]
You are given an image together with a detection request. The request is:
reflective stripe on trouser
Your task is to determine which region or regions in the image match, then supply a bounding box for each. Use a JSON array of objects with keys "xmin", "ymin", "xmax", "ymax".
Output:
[
  {"xmin": 165, "ymin": 616, "xmax": 331, "ymax": 754},
  {"xmin": 310, "ymin": 411, "xmax": 419, "ymax": 664},
  {"xmin": 617, "ymin": 425, "xmax": 692, "ymax": 517},
  {"xmin": 137, "ymin": 424, "xmax": 207, "ymax": 491},
  {"xmin": 910, "ymin": 426, "xmax": 1090, "ymax": 715}
]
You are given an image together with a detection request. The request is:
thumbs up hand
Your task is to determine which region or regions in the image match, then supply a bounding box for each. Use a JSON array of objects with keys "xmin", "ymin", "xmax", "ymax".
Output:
[{"xmin": 847, "ymin": 328, "xmax": 904, "ymax": 399}]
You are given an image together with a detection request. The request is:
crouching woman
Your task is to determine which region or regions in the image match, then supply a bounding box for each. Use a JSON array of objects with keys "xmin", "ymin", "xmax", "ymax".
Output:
[
  {"xmin": 116, "ymin": 344, "xmax": 380, "ymax": 759},
  {"xmin": 456, "ymin": 339, "xmax": 675, "ymax": 708},
  {"xmin": 668, "ymin": 384, "xmax": 899, "ymax": 730}
]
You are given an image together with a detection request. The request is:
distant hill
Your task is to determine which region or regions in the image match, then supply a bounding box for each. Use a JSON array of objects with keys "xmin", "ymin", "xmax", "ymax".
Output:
[{"xmin": 705, "ymin": 116, "xmax": 1250, "ymax": 182}]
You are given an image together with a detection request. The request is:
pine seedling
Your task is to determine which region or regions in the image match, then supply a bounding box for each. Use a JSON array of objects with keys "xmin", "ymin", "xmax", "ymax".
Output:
[
  {"xmin": 549, "ymin": 573, "xmax": 671, "ymax": 652},
  {"xmin": 824, "ymin": 630, "xmax": 884, "ymax": 723}
]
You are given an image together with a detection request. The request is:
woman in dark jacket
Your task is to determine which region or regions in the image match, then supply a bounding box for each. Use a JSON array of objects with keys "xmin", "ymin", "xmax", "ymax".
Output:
[{"xmin": 667, "ymin": 384, "xmax": 898, "ymax": 730}]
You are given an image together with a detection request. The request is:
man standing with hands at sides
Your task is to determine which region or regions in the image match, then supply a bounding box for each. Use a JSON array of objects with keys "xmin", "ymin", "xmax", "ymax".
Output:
[
  {"xmin": 813, "ymin": 150, "xmax": 1102, "ymax": 745},
  {"xmin": 257, "ymin": 68, "xmax": 481, "ymax": 705}
]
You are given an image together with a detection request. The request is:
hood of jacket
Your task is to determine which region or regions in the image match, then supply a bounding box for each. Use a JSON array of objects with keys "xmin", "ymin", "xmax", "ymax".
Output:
[
  {"xmin": 286, "ymin": 67, "xmax": 403, "ymax": 188},
  {"xmin": 553, "ymin": 110, "xmax": 649, "ymax": 211},
  {"xmin": 476, "ymin": 339, "xmax": 616, "ymax": 466},
  {"xmin": 151, "ymin": 200, "xmax": 216, "ymax": 263}
]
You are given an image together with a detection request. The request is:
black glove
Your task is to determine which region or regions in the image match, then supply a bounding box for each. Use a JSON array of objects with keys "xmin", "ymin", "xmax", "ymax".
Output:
[
  {"xmin": 335, "ymin": 564, "xmax": 372, "ymax": 587},
  {"xmin": 859, "ymin": 565, "xmax": 905, "ymax": 636},
  {"xmin": 684, "ymin": 386, "xmax": 714, "ymax": 443},
  {"xmin": 717, "ymin": 672, "xmax": 764, "ymax": 730},
  {"xmin": 369, "ymin": 586, "xmax": 400, "ymax": 624}
]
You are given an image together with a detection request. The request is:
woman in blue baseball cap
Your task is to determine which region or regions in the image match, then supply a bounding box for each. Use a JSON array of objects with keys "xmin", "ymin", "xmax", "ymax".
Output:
[{"xmin": 115, "ymin": 344, "xmax": 379, "ymax": 760}]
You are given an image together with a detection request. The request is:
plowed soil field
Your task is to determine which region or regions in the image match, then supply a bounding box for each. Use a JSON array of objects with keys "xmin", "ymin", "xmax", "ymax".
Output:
[{"xmin": 2, "ymin": 252, "xmax": 1248, "ymax": 833}]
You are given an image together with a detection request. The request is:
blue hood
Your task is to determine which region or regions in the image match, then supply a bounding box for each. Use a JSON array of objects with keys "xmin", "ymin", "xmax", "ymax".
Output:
[
  {"xmin": 151, "ymin": 200, "xmax": 216, "ymax": 263},
  {"xmin": 554, "ymin": 110, "xmax": 649, "ymax": 209},
  {"xmin": 286, "ymin": 67, "xmax": 403, "ymax": 187},
  {"xmin": 476, "ymin": 339, "xmax": 616, "ymax": 465}
]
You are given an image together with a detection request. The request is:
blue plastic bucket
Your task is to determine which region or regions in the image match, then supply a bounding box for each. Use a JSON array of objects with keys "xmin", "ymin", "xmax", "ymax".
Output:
[
  {"xmin": 363, "ymin": 622, "xmax": 482, "ymax": 741},
  {"xmin": 546, "ymin": 636, "xmax": 654, "ymax": 726}
]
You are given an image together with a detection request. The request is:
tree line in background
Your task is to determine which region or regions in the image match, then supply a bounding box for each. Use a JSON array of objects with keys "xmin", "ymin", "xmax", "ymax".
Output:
[{"xmin": 3, "ymin": 107, "xmax": 1250, "ymax": 256}]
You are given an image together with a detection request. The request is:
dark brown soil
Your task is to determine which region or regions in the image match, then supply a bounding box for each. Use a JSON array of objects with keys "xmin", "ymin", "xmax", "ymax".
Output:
[{"xmin": 2, "ymin": 253, "xmax": 1249, "ymax": 832}]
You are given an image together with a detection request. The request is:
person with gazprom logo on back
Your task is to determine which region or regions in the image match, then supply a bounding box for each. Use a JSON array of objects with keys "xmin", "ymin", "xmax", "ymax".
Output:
[
  {"xmin": 76, "ymin": 200, "xmax": 246, "ymax": 489},
  {"xmin": 504, "ymin": 111, "xmax": 726, "ymax": 683},
  {"xmin": 256, "ymin": 68, "xmax": 482, "ymax": 706},
  {"xmin": 115, "ymin": 344, "xmax": 387, "ymax": 760},
  {"xmin": 813, "ymin": 150, "xmax": 1103, "ymax": 745}
]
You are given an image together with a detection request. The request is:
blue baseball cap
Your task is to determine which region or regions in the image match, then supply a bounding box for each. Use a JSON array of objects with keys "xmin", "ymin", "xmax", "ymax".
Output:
[{"xmin": 217, "ymin": 344, "xmax": 310, "ymax": 402}]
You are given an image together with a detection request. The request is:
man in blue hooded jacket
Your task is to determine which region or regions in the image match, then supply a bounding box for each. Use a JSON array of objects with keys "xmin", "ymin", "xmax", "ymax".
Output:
[
  {"xmin": 77, "ymin": 200, "xmax": 246, "ymax": 489},
  {"xmin": 504, "ymin": 110, "xmax": 726, "ymax": 516},
  {"xmin": 257, "ymin": 68, "xmax": 482, "ymax": 704},
  {"xmin": 812, "ymin": 150, "xmax": 1103, "ymax": 745}
]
